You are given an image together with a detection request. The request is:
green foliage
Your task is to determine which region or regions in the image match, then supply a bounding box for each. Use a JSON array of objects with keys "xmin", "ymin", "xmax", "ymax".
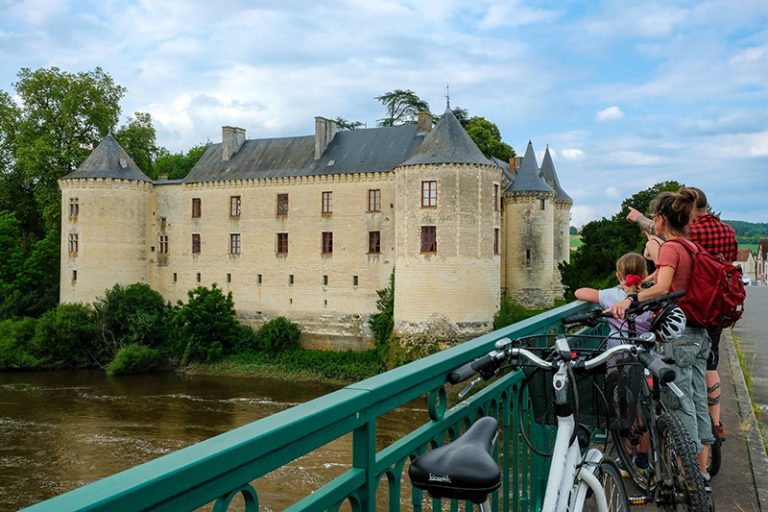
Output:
[
  {"xmin": 114, "ymin": 112, "xmax": 159, "ymax": 178},
  {"xmin": 375, "ymin": 89, "xmax": 431, "ymax": 126},
  {"xmin": 559, "ymin": 181, "xmax": 682, "ymax": 298},
  {"xmin": 154, "ymin": 142, "xmax": 210, "ymax": 179},
  {"xmin": 464, "ymin": 116, "xmax": 516, "ymax": 161},
  {"xmin": 723, "ymin": 220, "xmax": 768, "ymax": 244},
  {"xmin": 369, "ymin": 271, "xmax": 395, "ymax": 361},
  {"xmin": 170, "ymin": 284, "xmax": 240, "ymax": 364},
  {"xmin": 0, "ymin": 317, "xmax": 39, "ymax": 369},
  {"xmin": 94, "ymin": 283, "xmax": 168, "ymax": 361},
  {"xmin": 106, "ymin": 343, "xmax": 164, "ymax": 375},
  {"xmin": 493, "ymin": 294, "xmax": 567, "ymax": 330},
  {"xmin": 220, "ymin": 349, "xmax": 383, "ymax": 382},
  {"xmin": 255, "ymin": 317, "xmax": 301, "ymax": 353},
  {"xmin": 30, "ymin": 303, "xmax": 98, "ymax": 368},
  {"xmin": 334, "ymin": 117, "xmax": 365, "ymax": 131}
]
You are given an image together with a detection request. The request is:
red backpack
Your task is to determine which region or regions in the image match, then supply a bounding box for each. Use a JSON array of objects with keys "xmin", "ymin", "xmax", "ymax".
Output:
[{"xmin": 666, "ymin": 239, "xmax": 746, "ymax": 328}]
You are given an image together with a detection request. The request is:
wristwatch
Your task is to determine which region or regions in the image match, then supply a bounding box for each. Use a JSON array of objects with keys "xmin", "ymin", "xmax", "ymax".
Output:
[{"xmin": 626, "ymin": 293, "xmax": 638, "ymax": 303}]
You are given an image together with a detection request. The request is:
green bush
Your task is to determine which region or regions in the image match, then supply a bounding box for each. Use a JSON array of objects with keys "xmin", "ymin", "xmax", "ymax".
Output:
[
  {"xmin": 256, "ymin": 317, "xmax": 300, "ymax": 353},
  {"xmin": 0, "ymin": 317, "xmax": 39, "ymax": 369},
  {"xmin": 30, "ymin": 303, "xmax": 98, "ymax": 368},
  {"xmin": 225, "ymin": 349, "xmax": 383, "ymax": 382},
  {"xmin": 369, "ymin": 271, "xmax": 394, "ymax": 361},
  {"xmin": 107, "ymin": 343, "xmax": 164, "ymax": 375},
  {"xmin": 170, "ymin": 284, "xmax": 241, "ymax": 364},
  {"xmin": 493, "ymin": 294, "xmax": 568, "ymax": 330}
]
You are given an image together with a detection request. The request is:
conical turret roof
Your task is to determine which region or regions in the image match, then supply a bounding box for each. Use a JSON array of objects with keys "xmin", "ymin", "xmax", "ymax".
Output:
[
  {"xmin": 507, "ymin": 141, "xmax": 554, "ymax": 194},
  {"xmin": 540, "ymin": 146, "xmax": 572, "ymax": 203},
  {"xmin": 62, "ymin": 133, "xmax": 151, "ymax": 182},
  {"xmin": 401, "ymin": 108, "xmax": 493, "ymax": 167}
]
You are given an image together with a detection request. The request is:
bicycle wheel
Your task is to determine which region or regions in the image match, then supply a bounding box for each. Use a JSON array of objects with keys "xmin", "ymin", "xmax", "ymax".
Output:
[
  {"xmin": 708, "ymin": 416, "xmax": 722, "ymax": 478},
  {"xmin": 582, "ymin": 460, "xmax": 630, "ymax": 512},
  {"xmin": 656, "ymin": 412, "xmax": 709, "ymax": 511},
  {"xmin": 611, "ymin": 421, "xmax": 655, "ymax": 492}
]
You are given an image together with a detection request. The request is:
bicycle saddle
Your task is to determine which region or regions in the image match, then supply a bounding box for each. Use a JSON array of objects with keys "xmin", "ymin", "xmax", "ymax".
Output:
[{"xmin": 408, "ymin": 416, "xmax": 501, "ymax": 504}]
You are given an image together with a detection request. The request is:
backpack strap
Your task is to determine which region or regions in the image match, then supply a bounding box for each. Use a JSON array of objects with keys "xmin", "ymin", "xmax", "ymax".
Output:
[{"xmin": 665, "ymin": 237, "xmax": 701, "ymax": 256}]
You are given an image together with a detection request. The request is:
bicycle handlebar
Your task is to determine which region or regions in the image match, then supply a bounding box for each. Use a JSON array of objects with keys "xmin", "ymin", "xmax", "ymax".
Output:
[{"xmin": 562, "ymin": 289, "xmax": 686, "ymax": 327}]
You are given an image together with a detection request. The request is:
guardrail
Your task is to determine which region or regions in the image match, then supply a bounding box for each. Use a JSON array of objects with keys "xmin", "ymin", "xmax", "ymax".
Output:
[{"xmin": 22, "ymin": 300, "xmax": 598, "ymax": 512}]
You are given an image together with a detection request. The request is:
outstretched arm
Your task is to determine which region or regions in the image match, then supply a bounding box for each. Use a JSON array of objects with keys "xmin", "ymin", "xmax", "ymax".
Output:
[{"xmin": 575, "ymin": 287, "xmax": 600, "ymax": 303}]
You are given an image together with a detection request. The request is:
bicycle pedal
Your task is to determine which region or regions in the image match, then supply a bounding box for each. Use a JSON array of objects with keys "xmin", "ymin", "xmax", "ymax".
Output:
[{"xmin": 628, "ymin": 496, "xmax": 649, "ymax": 505}]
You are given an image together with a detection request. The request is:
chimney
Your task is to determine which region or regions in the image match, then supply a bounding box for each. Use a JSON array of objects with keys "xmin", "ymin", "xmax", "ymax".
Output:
[
  {"xmin": 417, "ymin": 111, "xmax": 433, "ymax": 133},
  {"xmin": 509, "ymin": 156, "xmax": 523, "ymax": 174},
  {"xmin": 314, "ymin": 117, "xmax": 337, "ymax": 160},
  {"xmin": 222, "ymin": 126, "xmax": 246, "ymax": 162}
]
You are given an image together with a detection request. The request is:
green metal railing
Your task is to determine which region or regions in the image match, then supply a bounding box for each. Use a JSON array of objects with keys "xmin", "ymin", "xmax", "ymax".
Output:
[{"xmin": 22, "ymin": 301, "xmax": 597, "ymax": 512}]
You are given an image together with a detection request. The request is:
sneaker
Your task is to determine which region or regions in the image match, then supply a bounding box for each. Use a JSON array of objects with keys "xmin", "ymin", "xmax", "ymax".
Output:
[
  {"xmin": 615, "ymin": 458, "xmax": 630, "ymax": 478},
  {"xmin": 702, "ymin": 472, "xmax": 712, "ymax": 493},
  {"xmin": 714, "ymin": 423, "xmax": 727, "ymax": 440}
]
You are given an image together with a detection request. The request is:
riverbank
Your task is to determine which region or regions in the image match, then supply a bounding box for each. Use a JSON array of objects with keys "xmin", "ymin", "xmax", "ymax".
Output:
[{"xmin": 180, "ymin": 349, "xmax": 384, "ymax": 385}]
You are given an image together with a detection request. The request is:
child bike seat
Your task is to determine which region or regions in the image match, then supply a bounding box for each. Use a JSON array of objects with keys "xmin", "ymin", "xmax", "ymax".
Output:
[{"xmin": 408, "ymin": 416, "xmax": 501, "ymax": 504}]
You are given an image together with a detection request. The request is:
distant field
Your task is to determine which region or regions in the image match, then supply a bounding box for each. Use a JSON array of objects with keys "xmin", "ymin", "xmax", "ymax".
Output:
[
  {"xmin": 740, "ymin": 243, "xmax": 758, "ymax": 254},
  {"xmin": 570, "ymin": 234, "xmax": 582, "ymax": 249}
]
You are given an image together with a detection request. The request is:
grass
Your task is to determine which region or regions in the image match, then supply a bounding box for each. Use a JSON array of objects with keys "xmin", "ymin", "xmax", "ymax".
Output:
[
  {"xmin": 731, "ymin": 331, "xmax": 768, "ymax": 454},
  {"xmin": 570, "ymin": 234, "xmax": 583, "ymax": 249}
]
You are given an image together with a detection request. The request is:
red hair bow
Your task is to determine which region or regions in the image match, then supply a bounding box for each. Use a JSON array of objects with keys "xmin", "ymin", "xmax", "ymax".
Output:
[{"xmin": 625, "ymin": 274, "xmax": 642, "ymax": 287}]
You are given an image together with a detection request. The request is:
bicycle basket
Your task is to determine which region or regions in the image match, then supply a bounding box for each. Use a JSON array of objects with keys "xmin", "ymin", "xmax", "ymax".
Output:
[{"xmin": 520, "ymin": 335, "xmax": 641, "ymax": 431}]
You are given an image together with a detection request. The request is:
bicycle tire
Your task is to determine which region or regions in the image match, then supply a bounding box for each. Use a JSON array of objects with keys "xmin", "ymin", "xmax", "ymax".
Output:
[
  {"xmin": 611, "ymin": 381, "xmax": 655, "ymax": 493},
  {"xmin": 708, "ymin": 416, "xmax": 722, "ymax": 478},
  {"xmin": 582, "ymin": 460, "xmax": 631, "ymax": 512},
  {"xmin": 656, "ymin": 412, "xmax": 710, "ymax": 511}
]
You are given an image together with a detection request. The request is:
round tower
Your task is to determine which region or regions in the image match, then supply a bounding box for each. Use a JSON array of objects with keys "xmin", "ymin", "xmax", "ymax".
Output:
[
  {"xmin": 540, "ymin": 146, "xmax": 573, "ymax": 298},
  {"xmin": 59, "ymin": 134, "xmax": 153, "ymax": 304},
  {"xmin": 503, "ymin": 141, "xmax": 556, "ymax": 307},
  {"xmin": 393, "ymin": 109, "xmax": 502, "ymax": 341}
]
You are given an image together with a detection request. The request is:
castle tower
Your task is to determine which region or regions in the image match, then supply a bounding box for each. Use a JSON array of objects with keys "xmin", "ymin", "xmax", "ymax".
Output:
[
  {"xmin": 502, "ymin": 142, "xmax": 556, "ymax": 307},
  {"xmin": 393, "ymin": 109, "xmax": 502, "ymax": 340},
  {"xmin": 59, "ymin": 134, "xmax": 153, "ymax": 304},
  {"xmin": 540, "ymin": 146, "xmax": 573, "ymax": 297}
]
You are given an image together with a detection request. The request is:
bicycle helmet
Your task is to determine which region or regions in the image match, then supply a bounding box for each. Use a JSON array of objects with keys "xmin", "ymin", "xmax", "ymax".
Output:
[{"xmin": 650, "ymin": 304, "xmax": 686, "ymax": 342}]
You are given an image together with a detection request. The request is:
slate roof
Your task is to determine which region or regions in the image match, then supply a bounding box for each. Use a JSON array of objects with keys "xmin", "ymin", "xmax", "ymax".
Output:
[
  {"xmin": 540, "ymin": 147, "xmax": 572, "ymax": 203},
  {"xmin": 736, "ymin": 249, "xmax": 753, "ymax": 262},
  {"xmin": 400, "ymin": 108, "xmax": 493, "ymax": 167},
  {"xmin": 62, "ymin": 133, "xmax": 151, "ymax": 182},
  {"xmin": 507, "ymin": 141, "xmax": 555, "ymax": 194}
]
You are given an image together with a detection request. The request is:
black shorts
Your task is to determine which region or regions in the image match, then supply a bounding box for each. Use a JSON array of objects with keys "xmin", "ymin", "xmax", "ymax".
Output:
[{"xmin": 707, "ymin": 325, "xmax": 723, "ymax": 371}]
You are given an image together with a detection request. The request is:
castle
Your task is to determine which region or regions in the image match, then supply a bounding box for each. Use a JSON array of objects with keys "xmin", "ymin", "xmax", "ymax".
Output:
[{"xmin": 59, "ymin": 109, "xmax": 571, "ymax": 350}]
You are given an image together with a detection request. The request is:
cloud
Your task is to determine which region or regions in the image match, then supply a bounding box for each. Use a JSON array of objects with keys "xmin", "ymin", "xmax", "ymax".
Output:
[
  {"xmin": 605, "ymin": 187, "xmax": 621, "ymax": 199},
  {"xmin": 596, "ymin": 106, "xmax": 624, "ymax": 122},
  {"xmin": 561, "ymin": 148, "xmax": 586, "ymax": 161}
]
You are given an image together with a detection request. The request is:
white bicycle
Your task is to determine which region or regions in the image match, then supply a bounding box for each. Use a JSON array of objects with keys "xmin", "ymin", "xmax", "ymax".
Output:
[{"xmin": 409, "ymin": 333, "xmax": 680, "ymax": 512}]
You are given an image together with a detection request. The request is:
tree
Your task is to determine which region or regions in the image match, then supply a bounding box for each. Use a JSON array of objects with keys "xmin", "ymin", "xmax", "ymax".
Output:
[
  {"xmin": 559, "ymin": 181, "xmax": 682, "ymax": 297},
  {"xmin": 464, "ymin": 116, "xmax": 516, "ymax": 161},
  {"xmin": 155, "ymin": 142, "xmax": 210, "ymax": 180},
  {"xmin": 114, "ymin": 112, "xmax": 159, "ymax": 178},
  {"xmin": 375, "ymin": 89, "xmax": 431, "ymax": 126},
  {"xmin": 334, "ymin": 117, "xmax": 365, "ymax": 131}
]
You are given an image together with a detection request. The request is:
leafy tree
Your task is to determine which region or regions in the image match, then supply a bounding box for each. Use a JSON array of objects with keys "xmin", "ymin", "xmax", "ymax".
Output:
[
  {"xmin": 0, "ymin": 317, "xmax": 39, "ymax": 369},
  {"xmin": 154, "ymin": 142, "xmax": 210, "ymax": 180},
  {"xmin": 334, "ymin": 117, "xmax": 365, "ymax": 131},
  {"xmin": 169, "ymin": 284, "xmax": 241, "ymax": 364},
  {"xmin": 107, "ymin": 343, "xmax": 164, "ymax": 375},
  {"xmin": 114, "ymin": 112, "xmax": 159, "ymax": 178},
  {"xmin": 29, "ymin": 303, "xmax": 99, "ymax": 368},
  {"xmin": 256, "ymin": 317, "xmax": 301, "ymax": 353},
  {"xmin": 11, "ymin": 231, "xmax": 60, "ymax": 317},
  {"xmin": 559, "ymin": 181, "xmax": 682, "ymax": 297},
  {"xmin": 375, "ymin": 89, "xmax": 431, "ymax": 126},
  {"xmin": 369, "ymin": 271, "xmax": 394, "ymax": 362},
  {"xmin": 464, "ymin": 116, "xmax": 516, "ymax": 161}
]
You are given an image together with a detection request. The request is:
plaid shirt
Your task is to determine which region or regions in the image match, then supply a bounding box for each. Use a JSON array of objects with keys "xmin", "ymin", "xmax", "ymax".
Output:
[{"xmin": 689, "ymin": 213, "xmax": 738, "ymax": 261}]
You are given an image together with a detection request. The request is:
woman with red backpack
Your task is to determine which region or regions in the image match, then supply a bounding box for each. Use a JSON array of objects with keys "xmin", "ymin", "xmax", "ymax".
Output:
[{"xmin": 609, "ymin": 188, "xmax": 715, "ymax": 489}]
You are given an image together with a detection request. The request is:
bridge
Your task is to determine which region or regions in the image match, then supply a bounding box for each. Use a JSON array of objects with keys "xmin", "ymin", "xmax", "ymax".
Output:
[{"xmin": 21, "ymin": 295, "xmax": 768, "ymax": 511}]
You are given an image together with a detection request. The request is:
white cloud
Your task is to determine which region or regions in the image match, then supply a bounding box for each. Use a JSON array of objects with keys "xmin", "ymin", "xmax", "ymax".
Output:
[
  {"xmin": 596, "ymin": 106, "xmax": 624, "ymax": 122},
  {"xmin": 605, "ymin": 187, "xmax": 621, "ymax": 199},
  {"xmin": 561, "ymin": 148, "xmax": 586, "ymax": 161}
]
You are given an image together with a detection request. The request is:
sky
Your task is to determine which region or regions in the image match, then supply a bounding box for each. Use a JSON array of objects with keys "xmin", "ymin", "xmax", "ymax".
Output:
[{"xmin": 1, "ymin": 0, "xmax": 767, "ymax": 226}]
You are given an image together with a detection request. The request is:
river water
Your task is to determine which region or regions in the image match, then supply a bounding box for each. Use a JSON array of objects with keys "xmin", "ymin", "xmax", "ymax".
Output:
[{"xmin": 0, "ymin": 370, "xmax": 426, "ymax": 511}]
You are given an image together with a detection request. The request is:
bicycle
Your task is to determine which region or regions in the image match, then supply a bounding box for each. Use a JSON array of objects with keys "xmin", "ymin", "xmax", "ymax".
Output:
[
  {"xmin": 409, "ymin": 325, "xmax": 680, "ymax": 511},
  {"xmin": 563, "ymin": 291, "xmax": 713, "ymax": 511}
]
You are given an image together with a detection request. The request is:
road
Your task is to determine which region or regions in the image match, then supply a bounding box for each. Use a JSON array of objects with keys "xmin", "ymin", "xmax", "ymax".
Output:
[{"xmin": 732, "ymin": 284, "xmax": 768, "ymax": 429}]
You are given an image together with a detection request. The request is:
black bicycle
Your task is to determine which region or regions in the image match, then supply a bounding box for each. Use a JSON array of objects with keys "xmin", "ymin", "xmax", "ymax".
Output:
[{"xmin": 563, "ymin": 291, "xmax": 713, "ymax": 511}]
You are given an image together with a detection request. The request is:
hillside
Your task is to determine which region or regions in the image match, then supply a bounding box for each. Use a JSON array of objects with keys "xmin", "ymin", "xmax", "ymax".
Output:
[{"xmin": 723, "ymin": 220, "xmax": 768, "ymax": 243}]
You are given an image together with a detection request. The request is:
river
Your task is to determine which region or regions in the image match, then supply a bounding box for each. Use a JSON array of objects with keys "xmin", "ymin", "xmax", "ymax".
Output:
[{"xmin": 0, "ymin": 370, "xmax": 426, "ymax": 511}]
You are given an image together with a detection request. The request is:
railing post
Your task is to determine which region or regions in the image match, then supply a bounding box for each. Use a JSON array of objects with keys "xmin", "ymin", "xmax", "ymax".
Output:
[{"xmin": 352, "ymin": 418, "xmax": 377, "ymax": 511}]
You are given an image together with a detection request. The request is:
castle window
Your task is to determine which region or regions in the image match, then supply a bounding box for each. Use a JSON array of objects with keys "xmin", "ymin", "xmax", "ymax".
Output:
[
  {"xmin": 277, "ymin": 194, "xmax": 289, "ymax": 216},
  {"xmin": 69, "ymin": 197, "xmax": 79, "ymax": 218},
  {"xmin": 323, "ymin": 275, "xmax": 328, "ymax": 286},
  {"xmin": 322, "ymin": 232, "xmax": 333, "ymax": 254},
  {"xmin": 68, "ymin": 233, "xmax": 79, "ymax": 255},
  {"xmin": 526, "ymin": 248, "xmax": 532, "ymax": 266},
  {"xmin": 353, "ymin": 275, "xmax": 359, "ymax": 287},
  {"xmin": 289, "ymin": 274, "xmax": 294, "ymax": 285},
  {"xmin": 192, "ymin": 234, "xmax": 201, "ymax": 254},
  {"xmin": 159, "ymin": 235, "xmax": 169, "ymax": 254},
  {"xmin": 160, "ymin": 217, "xmax": 167, "ymax": 230},
  {"xmin": 227, "ymin": 273, "xmax": 231, "ymax": 283},
  {"xmin": 494, "ymin": 184, "xmax": 500, "ymax": 211},
  {"xmin": 421, "ymin": 226, "xmax": 437, "ymax": 253},
  {"xmin": 322, "ymin": 191, "xmax": 333, "ymax": 214},
  {"xmin": 192, "ymin": 198, "xmax": 201, "ymax": 218},
  {"xmin": 368, "ymin": 189, "xmax": 381, "ymax": 212},
  {"xmin": 173, "ymin": 272, "xmax": 177, "ymax": 282},
  {"xmin": 368, "ymin": 231, "xmax": 381, "ymax": 254},
  {"xmin": 196, "ymin": 272, "xmax": 201, "ymax": 283},
  {"xmin": 230, "ymin": 233, "xmax": 241, "ymax": 255},
  {"xmin": 540, "ymin": 198, "xmax": 545, "ymax": 210},
  {"xmin": 277, "ymin": 233, "xmax": 288, "ymax": 255},
  {"xmin": 494, "ymin": 228, "xmax": 500, "ymax": 255},
  {"xmin": 72, "ymin": 270, "xmax": 77, "ymax": 282},
  {"xmin": 421, "ymin": 181, "xmax": 437, "ymax": 207},
  {"xmin": 257, "ymin": 274, "xmax": 262, "ymax": 284},
  {"xmin": 230, "ymin": 196, "xmax": 241, "ymax": 217}
]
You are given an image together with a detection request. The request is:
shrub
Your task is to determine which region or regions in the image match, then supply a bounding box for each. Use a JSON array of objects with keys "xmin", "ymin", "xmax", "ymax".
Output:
[
  {"xmin": 256, "ymin": 317, "xmax": 300, "ymax": 353},
  {"xmin": 107, "ymin": 343, "xmax": 164, "ymax": 375},
  {"xmin": 170, "ymin": 284, "xmax": 241, "ymax": 364},
  {"xmin": 30, "ymin": 303, "xmax": 98, "ymax": 368},
  {"xmin": 0, "ymin": 317, "xmax": 40, "ymax": 369},
  {"xmin": 369, "ymin": 271, "xmax": 394, "ymax": 361}
]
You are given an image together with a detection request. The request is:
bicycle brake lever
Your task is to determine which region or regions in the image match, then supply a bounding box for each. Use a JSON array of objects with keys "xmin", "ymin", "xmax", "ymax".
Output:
[{"xmin": 458, "ymin": 376, "xmax": 483, "ymax": 399}]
